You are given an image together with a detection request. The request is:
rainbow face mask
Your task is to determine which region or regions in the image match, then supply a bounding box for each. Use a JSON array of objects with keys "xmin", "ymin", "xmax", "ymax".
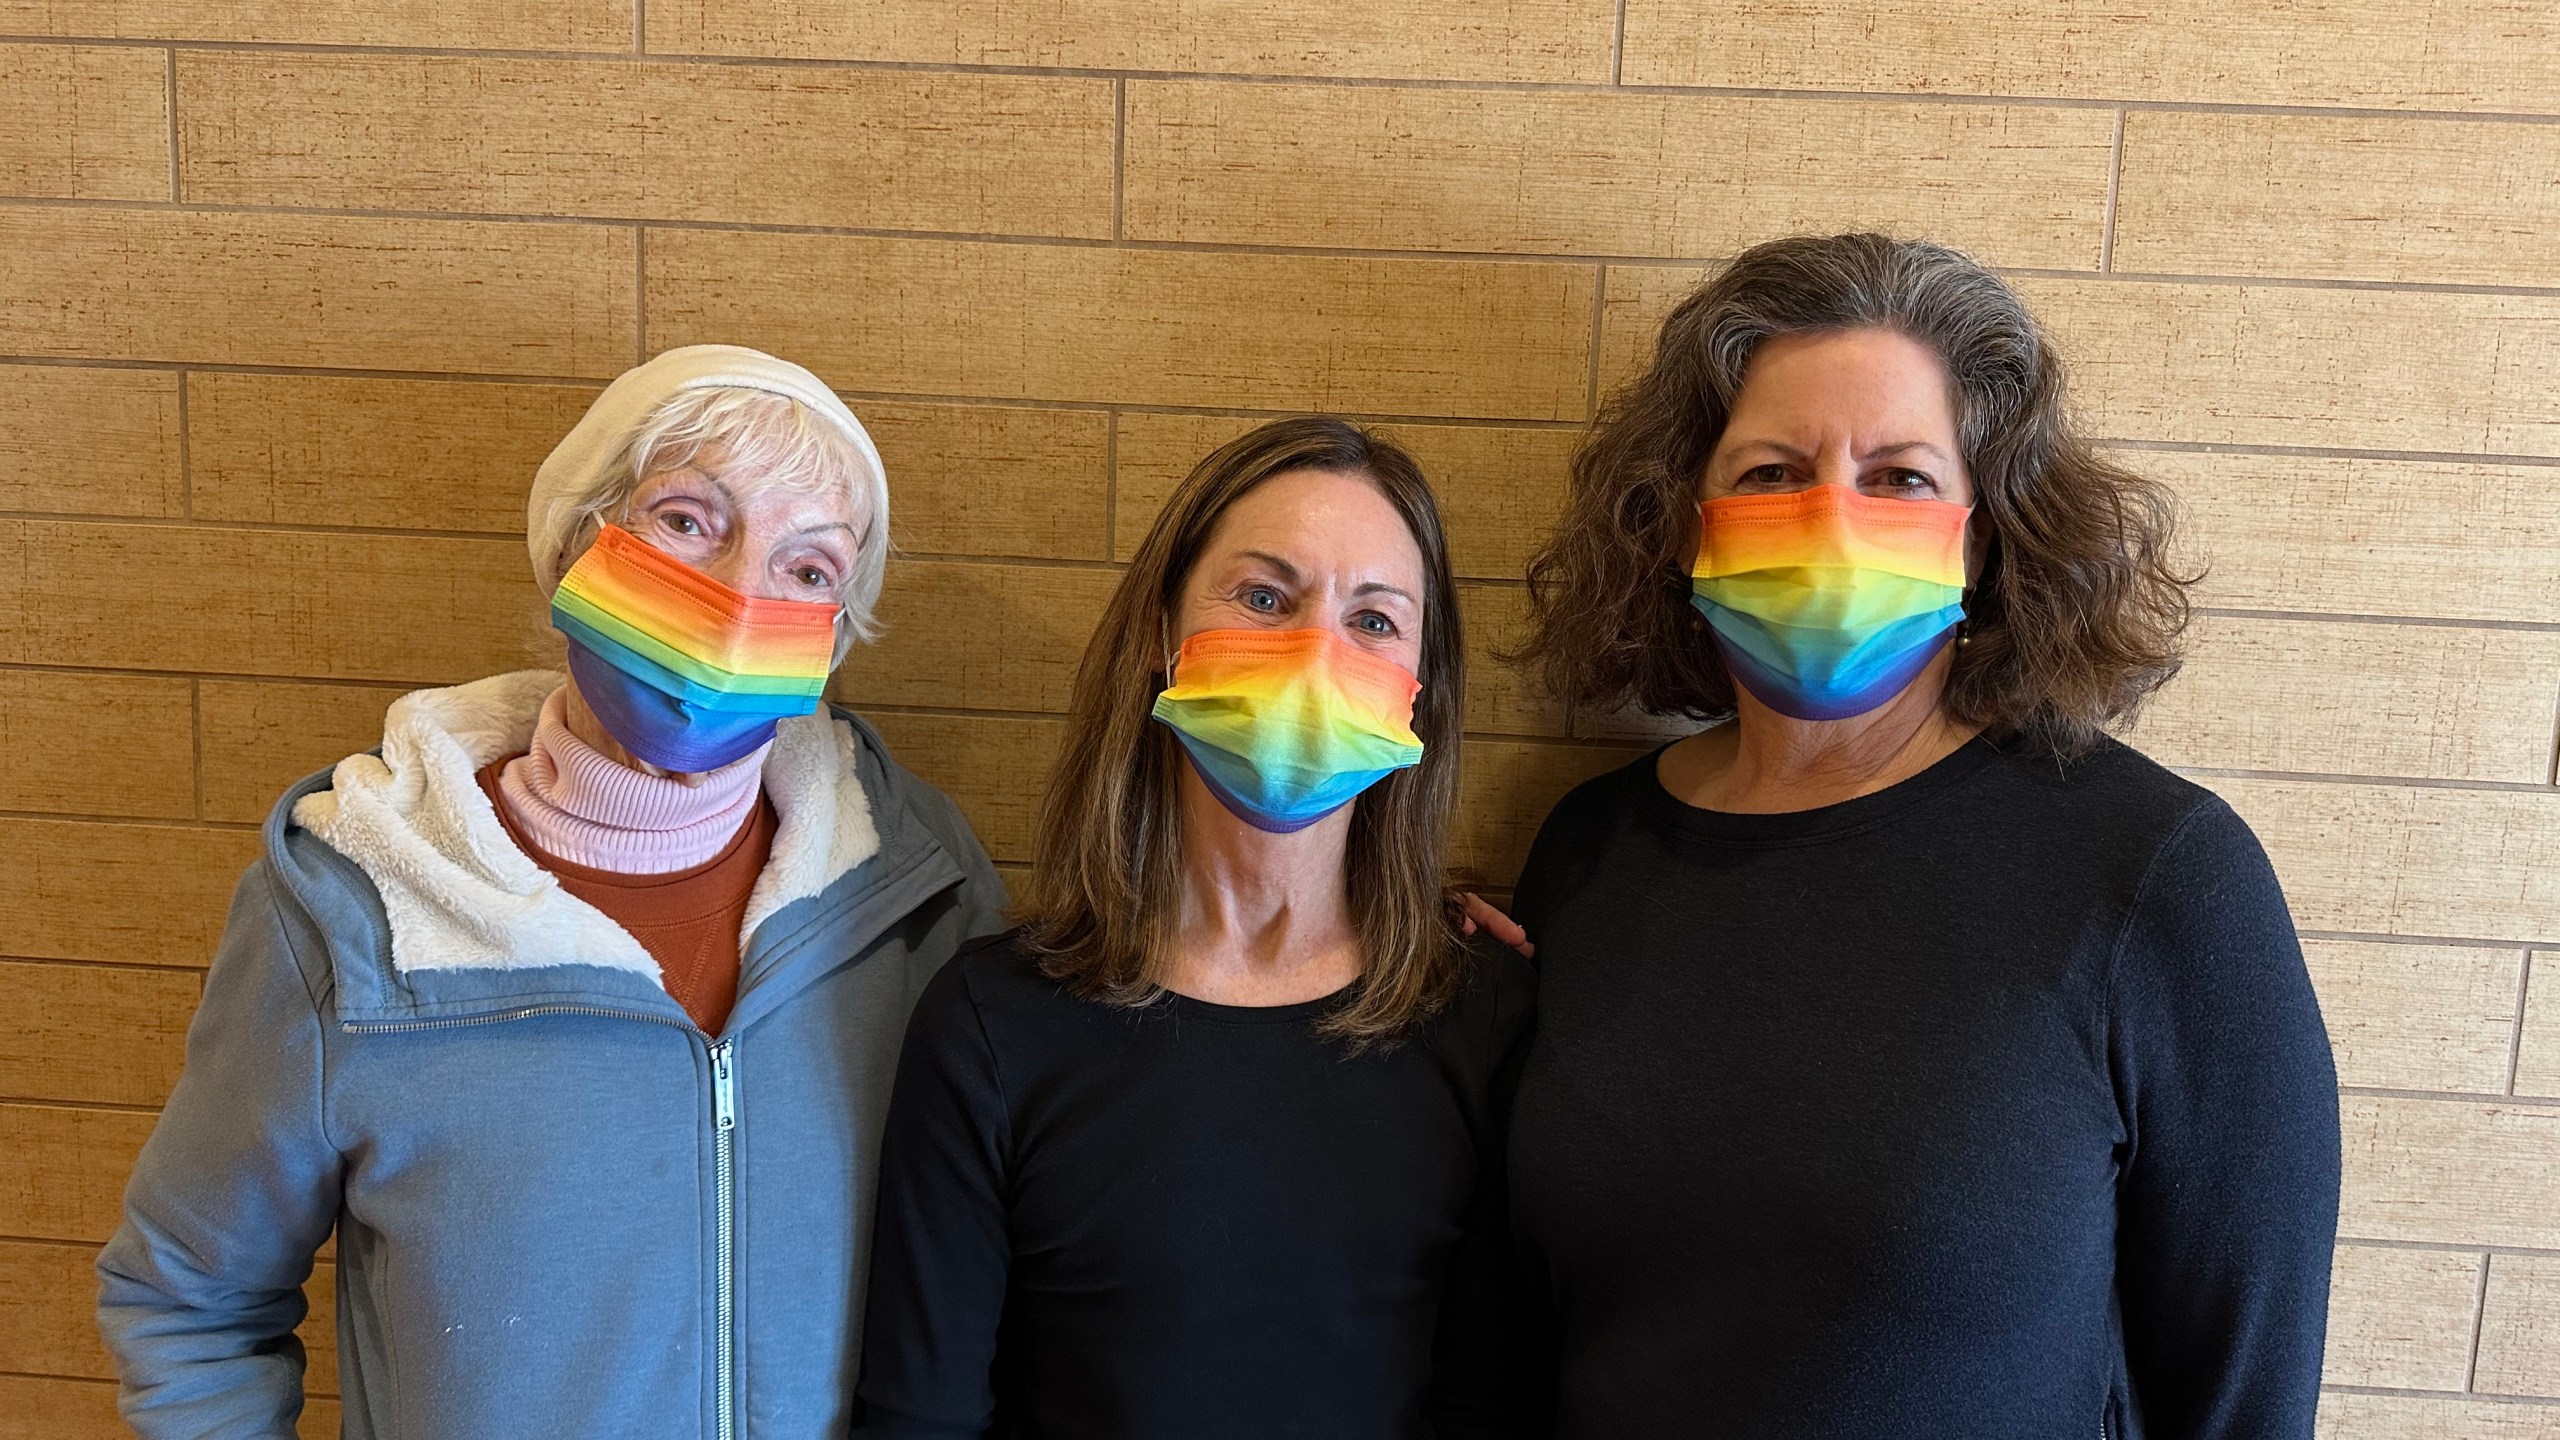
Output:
[
  {"xmin": 1689, "ymin": 486, "xmax": 1971, "ymax": 722},
  {"xmin": 551, "ymin": 523, "xmax": 839, "ymax": 773},
  {"xmin": 1152, "ymin": 628, "xmax": 1426, "ymax": 834}
]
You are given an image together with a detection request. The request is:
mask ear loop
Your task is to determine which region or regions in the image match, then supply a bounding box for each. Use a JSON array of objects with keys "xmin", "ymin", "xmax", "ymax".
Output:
[{"xmin": 1957, "ymin": 512, "xmax": 1993, "ymax": 649}]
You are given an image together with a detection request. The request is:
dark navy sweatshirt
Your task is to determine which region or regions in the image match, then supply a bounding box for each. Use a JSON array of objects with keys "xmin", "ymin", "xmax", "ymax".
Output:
[{"xmin": 1507, "ymin": 733, "xmax": 2341, "ymax": 1440}]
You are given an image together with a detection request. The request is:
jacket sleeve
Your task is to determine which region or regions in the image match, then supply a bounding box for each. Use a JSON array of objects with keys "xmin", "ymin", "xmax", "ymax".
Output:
[
  {"xmin": 854, "ymin": 955, "xmax": 1013, "ymax": 1438},
  {"xmin": 2110, "ymin": 799, "xmax": 2340, "ymax": 1440},
  {"xmin": 941, "ymin": 802, "xmax": 1013, "ymax": 947},
  {"xmin": 96, "ymin": 861, "xmax": 346, "ymax": 1440},
  {"xmin": 890, "ymin": 753, "xmax": 1013, "ymax": 949}
]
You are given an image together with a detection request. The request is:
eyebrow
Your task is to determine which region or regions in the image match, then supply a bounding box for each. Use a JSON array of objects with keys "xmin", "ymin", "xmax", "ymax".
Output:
[
  {"xmin": 1237, "ymin": 550, "xmax": 1305, "ymax": 584},
  {"xmin": 1730, "ymin": 438, "xmax": 1955, "ymax": 465},
  {"xmin": 658, "ymin": 473, "xmax": 859, "ymax": 543},
  {"xmin": 1237, "ymin": 550, "xmax": 1415, "ymax": 605}
]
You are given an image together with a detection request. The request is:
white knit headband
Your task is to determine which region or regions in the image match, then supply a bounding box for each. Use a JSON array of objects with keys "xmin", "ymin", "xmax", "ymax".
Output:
[{"xmin": 524, "ymin": 344, "xmax": 887, "ymax": 596}]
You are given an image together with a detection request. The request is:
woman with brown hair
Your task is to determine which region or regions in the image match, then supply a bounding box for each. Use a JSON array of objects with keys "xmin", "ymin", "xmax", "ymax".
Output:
[
  {"xmin": 852, "ymin": 416, "xmax": 1538, "ymax": 1438},
  {"xmin": 1504, "ymin": 235, "xmax": 2339, "ymax": 1439}
]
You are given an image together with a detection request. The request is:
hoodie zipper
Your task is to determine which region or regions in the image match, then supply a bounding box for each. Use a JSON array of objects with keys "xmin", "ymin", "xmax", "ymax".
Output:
[
  {"xmin": 342, "ymin": 1003, "xmax": 683, "ymax": 1035},
  {"xmin": 344, "ymin": 1005, "xmax": 743, "ymax": 1437},
  {"xmin": 710, "ymin": 1035, "xmax": 739, "ymax": 1440}
]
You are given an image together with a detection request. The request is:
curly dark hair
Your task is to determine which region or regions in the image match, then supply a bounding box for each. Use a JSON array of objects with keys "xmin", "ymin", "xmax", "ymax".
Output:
[{"xmin": 1517, "ymin": 233, "xmax": 2192, "ymax": 754}]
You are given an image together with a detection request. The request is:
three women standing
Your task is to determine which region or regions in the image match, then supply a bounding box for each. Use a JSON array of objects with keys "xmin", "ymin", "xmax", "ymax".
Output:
[{"xmin": 101, "ymin": 234, "xmax": 2341, "ymax": 1440}]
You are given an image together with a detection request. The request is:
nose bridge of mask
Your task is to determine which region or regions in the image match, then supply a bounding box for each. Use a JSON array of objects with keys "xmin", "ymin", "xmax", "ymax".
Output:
[
  {"xmin": 553, "ymin": 524, "xmax": 836, "ymax": 701},
  {"xmin": 1690, "ymin": 487, "xmax": 1971, "ymax": 721},
  {"xmin": 1694, "ymin": 484, "xmax": 1969, "ymax": 585},
  {"xmin": 1169, "ymin": 628, "xmax": 1420, "ymax": 733},
  {"xmin": 1154, "ymin": 627, "xmax": 1424, "ymax": 833},
  {"xmin": 550, "ymin": 525, "xmax": 841, "ymax": 772}
]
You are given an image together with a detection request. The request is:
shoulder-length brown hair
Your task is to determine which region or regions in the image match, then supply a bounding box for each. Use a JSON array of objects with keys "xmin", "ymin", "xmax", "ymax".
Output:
[
  {"xmin": 1518, "ymin": 233, "xmax": 2191, "ymax": 754},
  {"xmin": 1018, "ymin": 416, "xmax": 1466, "ymax": 1050}
]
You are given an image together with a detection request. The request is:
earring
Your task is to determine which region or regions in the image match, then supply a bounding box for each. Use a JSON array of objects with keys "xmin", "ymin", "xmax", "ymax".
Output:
[{"xmin": 1956, "ymin": 620, "xmax": 1973, "ymax": 648}]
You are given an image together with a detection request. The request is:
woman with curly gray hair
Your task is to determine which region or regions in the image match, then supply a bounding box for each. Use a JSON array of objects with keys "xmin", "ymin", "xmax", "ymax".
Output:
[
  {"xmin": 1502, "ymin": 236, "xmax": 2339, "ymax": 1439},
  {"xmin": 98, "ymin": 345, "xmax": 1010, "ymax": 1440}
]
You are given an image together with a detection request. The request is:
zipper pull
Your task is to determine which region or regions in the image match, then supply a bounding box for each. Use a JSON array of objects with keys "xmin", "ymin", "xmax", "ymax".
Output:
[{"xmin": 709, "ymin": 1038, "xmax": 736, "ymax": 1132}]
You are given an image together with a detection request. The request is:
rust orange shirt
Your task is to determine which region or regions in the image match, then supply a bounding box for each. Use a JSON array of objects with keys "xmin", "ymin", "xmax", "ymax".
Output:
[{"xmin": 478, "ymin": 759, "xmax": 775, "ymax": 1035}]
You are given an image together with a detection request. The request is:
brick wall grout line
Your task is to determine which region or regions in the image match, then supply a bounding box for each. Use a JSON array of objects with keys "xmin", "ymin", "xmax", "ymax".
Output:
[
  {"xmin": 2096, "ymin": 437, "xmax": 2560, "ymax": 468},
  {"xmin": 2464, "ymin": 1252, "xmax": 2493, "ymax": 1390},
  {"xmin": 0, "ymin": 353, "xmax": 620, "ymax": 387},
  {"xmin": 188, "ymin": 677, "xmax": 203, "ymax": 821},
  {"xmin": 2337, "ymin": 1236, "xmax": 2560, "ymax": 1259},
  {"xmin": 2319, "ymin": 1382, "xmax": 2560, "ymax": 1407},
  {"xmin": 0, "ymin": 1231, "xmax": 159, "ymax": 1249},
  {"xmin": 2185, "ymin": 607, "xmax": 2560, "ymax": 635},
  {"xmin": 6, "ymin": 509, "xmax": 2560, "ymax": 632},
  {"xmin": 0, "ymin": 1369, "xmax": 119, "ymax": 1386},
  {"xmin": 2510, "ymin": 954, "xmax": 2538, "ymax": 1096},
  {"xmin": 162, "ymin": 45, "xmax": 178, "ymax": 201},
  {"xmin": 0, "ymin": 1094, "xmax": 168, "ymax": 1115},
  {"xmin": 1583, "ymin": 263, "xmax": 1607, "ymax": 420},
  {"xmin": 24, "ymin": 354, "xmax": 2560, "ymax": 470},
  {"xmin": 1609, "ymin": 0, "xmax": 1627, "ymax": 86},
  {"xmin": 2100, "ymin": 106, "xmax": 2126, "ymax": 271},
  {"xmin": 0, "ymin": 661, "xmax": 420, "ymax": 691},
  {"xmin": 12, "ymin": 192, "xmax": 2560, "ymax": 298},
  {"xmin": 632, "ymin": 0, "xmax": 645, "ymax": 55},
  {"xmin": 173, "ymin": 369, "xmax": 190, "ymax": 519},
  {"xmin": 633, "ymin": 223, "xmax": 647, "ymax": 364},
  {"xmin": 2546, "ymin": 675, "xmax": 2560, "ymax": 786},
  {"xmin": 17, "ymin": 36, "xmax": 2560, "ymax": 124},
  {"xmin": 0, "ymin": 807, "xmax": 260, "ymax": 830},
  {"xmin": 2168, "ymin": 764, "xmax": 2560, "ymax": 795},
  {"xmin": 2299, "ymin": 932, "xmax": 2560, "ymax": 954},
  {"xmin": 0, "ymin": 954, "xmax": 213, "ymax": 975},
  {"xmin": 1112, "ymin": 78, "xmax": 1126, "ymax": 241},
  {"xmin": 1102, "ymin": 411, "xmax": 1119, "ymax": 561},
  {"xmin": 2336, "ymin": 1083, "xmax": 2560, "ymax": 1104}
]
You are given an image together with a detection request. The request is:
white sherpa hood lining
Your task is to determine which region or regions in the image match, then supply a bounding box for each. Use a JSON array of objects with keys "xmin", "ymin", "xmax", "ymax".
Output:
[{"xmin": 291, "ymin": 671, "xmax": 881, "ymax": 980}]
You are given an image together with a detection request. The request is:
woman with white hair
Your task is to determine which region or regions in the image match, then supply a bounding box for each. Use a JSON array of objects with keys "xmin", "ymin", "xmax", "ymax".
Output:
[{"xmin": 97, "ymin": 346, "xmax": 1011, "ymax": 1440}]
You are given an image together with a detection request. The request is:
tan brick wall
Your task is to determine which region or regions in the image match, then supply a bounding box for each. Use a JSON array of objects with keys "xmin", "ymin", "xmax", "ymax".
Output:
[{"xmin": 0, "ymin": 4, "xmax": 2553, "ymax": 1434}]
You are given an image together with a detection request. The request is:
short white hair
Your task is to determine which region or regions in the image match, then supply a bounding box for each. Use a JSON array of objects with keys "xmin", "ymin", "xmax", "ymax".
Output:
[{"xmin": 557, "ymin": 386, "xmax": 891, "ymax": 659}]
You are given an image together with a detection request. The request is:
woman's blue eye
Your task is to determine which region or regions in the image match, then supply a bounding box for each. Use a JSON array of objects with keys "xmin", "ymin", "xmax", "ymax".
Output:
[
  {"xmin": 1355, "ymin": 613, "xmax": 1394, "ymax": 636},
  {"xmin": 1244, "ymin": 587, "xmax": 1280, "ymax": 612}
]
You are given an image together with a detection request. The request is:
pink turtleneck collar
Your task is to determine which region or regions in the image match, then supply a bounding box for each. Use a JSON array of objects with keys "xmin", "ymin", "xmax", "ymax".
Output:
[{"xmin": 492, "ymin": 687, "xmax": 772, "ymax": 875}]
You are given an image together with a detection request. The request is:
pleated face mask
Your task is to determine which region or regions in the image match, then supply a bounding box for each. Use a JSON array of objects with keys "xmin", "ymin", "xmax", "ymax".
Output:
[
  {"xmin": 1152, "ymin": 627, "xmax": 1426, "ymax": 833},
  {"xmin": 1689, "ymin": 485, "xmax": 1972, "ymax": 722},
  {"xmin": 551, "ymin": 523, "xmax": 839, "ymax": 772}
]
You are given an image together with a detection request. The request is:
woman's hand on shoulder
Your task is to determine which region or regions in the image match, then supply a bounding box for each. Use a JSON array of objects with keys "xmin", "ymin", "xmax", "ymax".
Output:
[{"xmin": 1456, "ymin": 893, "xmax": 1534, "ymax": 960}]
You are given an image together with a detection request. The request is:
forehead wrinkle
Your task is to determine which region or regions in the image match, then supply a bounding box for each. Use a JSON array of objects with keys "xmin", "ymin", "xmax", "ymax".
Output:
[{"xmin": 1229, "ymin": 548, "xmax": 1307, "ymax": 584}]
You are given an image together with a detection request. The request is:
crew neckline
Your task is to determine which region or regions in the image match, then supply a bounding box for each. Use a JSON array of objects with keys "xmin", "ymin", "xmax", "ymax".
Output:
[
  {"xmin": 1156, "ymin": 984, "xmax": 1357, "ymax": 1026},
  {"xmin": 1639, "ymin": 729, "xmax": 2006, "ymax": 848}
]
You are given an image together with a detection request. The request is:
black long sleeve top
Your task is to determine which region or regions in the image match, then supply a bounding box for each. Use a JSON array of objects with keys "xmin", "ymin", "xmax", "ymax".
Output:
[
  {"xmin": 1507, "ymin": 733, "xmax": 2341, "ymax": 1440},
  {"xmin": 854, "ymin": 931, "xmax": 1541, "ymax": 1440}
]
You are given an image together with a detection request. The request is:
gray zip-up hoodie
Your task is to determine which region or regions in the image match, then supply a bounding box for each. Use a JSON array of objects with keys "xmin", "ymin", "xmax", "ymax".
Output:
[{"xmin": 97, "ymin": 671, "xmax": 1010, "ymax": 1439}]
